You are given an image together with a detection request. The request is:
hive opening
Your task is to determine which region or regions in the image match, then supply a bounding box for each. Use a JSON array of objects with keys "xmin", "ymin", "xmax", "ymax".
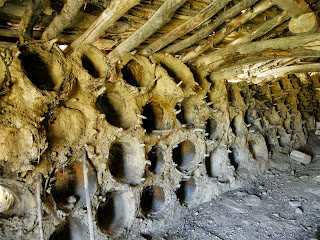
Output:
[
  {"xmin": 121, "ymin": 60, "xmax": 144, "ymax": 87},
  {"xmin": 96, "ymin": 92, "xmax": 134, "ymax": 129},
  {"xmin": 108, "ymin": 141, "xmax": 145, "ymax": 184},
  {"xmin": 206, "ymin": 118, "xmax": 219, "ymax": 140},
  {"xmin": 176, "ymin": 178, "xmax": 196, "ymax": 204},
  {"xmin": 96, "ymin": 192, "xmax": 131, "ymax": 235},
  {"xmin": 142, "ymin": 102, "xmax": 165, "ymax": 133},
  {"xmin": 228, "ymin": 147, "xmax": 239, "ymax": 170},
  {"xmin": 147, "ymin": 145, "xmax": 164, "ymax": 174},
  {"xmin": 175, "ymin": 102, "xmax": 195, "ymax": 125},
  {"xmin": 50, "ymin": 218, "xmax": 88, "ymax": 240},
  {"xmin": 172, "ymin": 140, "xmax": 196, "ymax": 170},
  {"xmin": 19, "ymin": 52, "xmax": 56, "ymax": 91},
  {"xmin": 81, "ymin": 53, "xmax": 102, "ymax": 78},
  {"xmin": 160, "ymin": 63, "xmax": 185, "ymax": 88},
  {"xmin": 140, "ymin": 186, "xmax": 165, "ymax": 216}
]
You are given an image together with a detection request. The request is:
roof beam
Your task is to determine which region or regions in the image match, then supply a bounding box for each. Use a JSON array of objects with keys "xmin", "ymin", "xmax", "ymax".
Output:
[
  {"xmin": 107, "ymin": 0, "xmax": 187, "ymax": 64},
  {"xmin": 139, "ymin": 0, "xmax": 232, "ymax": 56},
  {"xmin": 271, "ymin": 0, "xmax": 311, "ymax": 17},
  {"xmin": 192, "ymin": 33, "xmax": 320, "ymax": 73},
  {"xmin": 162, "ymin": 0, "xmax": 259, "ymax": 55},
  {"xmin": 63, "ymin": 0, "xmax": 140, "ymax": 56},
  {"xmin": 18, "ymin": 0, "xmax": 48, "ymax": 41},
  {"xmin": 41, "ymin": 0, "xmax": 85, "ymax": 41},
  {"xmin": 181, "ymin": 0, "xmax": 274, "ymax": 62}
]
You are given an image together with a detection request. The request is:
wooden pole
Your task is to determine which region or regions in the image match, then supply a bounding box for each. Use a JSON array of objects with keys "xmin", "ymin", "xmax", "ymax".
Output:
[
  {"xmin": 41, "ymin": 0, "xmax": 85, "ymax": 40},
  {"xmin": 192, "ymin": 33, "xmax": 320, "ymax": 73},
  {"xmin": 162, "ymin": 0, "xmax": 259, "ymax": 55},
  {"xmin": 107, "ymin": 0, "xmax": 187, "ymax": 64},
  {"xmin": 140, "ymin": 0, "xmax": 232, "ymax": 56},
  {"xmin": 181, "ymin": 0, "xmax": 274, "ymax": 62},
  {"xmin": 271, "ymin": 0, "xmax": 311, "ymax": 17},
  {"xmin": 63, "ymin": 0, "xmax": 140, "ymax": 56}
]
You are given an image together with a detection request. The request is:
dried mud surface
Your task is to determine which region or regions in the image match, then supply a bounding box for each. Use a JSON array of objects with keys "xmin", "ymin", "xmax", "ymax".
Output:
[{"xmin": 0, "ymin": 42, "xmax": 319, "ymax": 239}]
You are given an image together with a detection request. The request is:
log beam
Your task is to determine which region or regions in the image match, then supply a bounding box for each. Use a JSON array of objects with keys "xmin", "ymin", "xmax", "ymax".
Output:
[
  {"xmin": 162, "ymin": 0, "xmax": 259, "ymax": 55},
  {"xmin": 289, "ymin": 12, "xmax": 319, "ymax": 34},
  {"xmin": 107, "ymin": 0, "xmax": 187, "ymax": 64},
  {"xmin": 192, "ymin": 33, "xmax": 320, "ymax": 73},
  {"xmin": 139, "ymin": 0, "xmax": 232, "ymax": 56},
  {"xmin": 271, "ymin": 0, "xmax": 311, "ymax": 17},
  {"xmin": 63, "ymin": 0, "xmax": 140, "ymax": 56},
  {"xmin": 230, "ymin": 11, "xmax": 290, "ymax": 45},
  {"xmin": 18, "ymin": 0, "xmax": 48, "ymax": 41},
  {"xmin": 41, "ymin": 0, "xmax": 85, "ymax": 41},
  {"xmin": 181, "ymin": 0, "xmax": 274, "ymax": 62}
]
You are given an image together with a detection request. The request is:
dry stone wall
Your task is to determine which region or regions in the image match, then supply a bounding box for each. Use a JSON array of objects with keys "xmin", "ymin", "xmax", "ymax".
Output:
[{"xmin": 0, "ymin": 42, "xmax": 318, "ymax": 239}]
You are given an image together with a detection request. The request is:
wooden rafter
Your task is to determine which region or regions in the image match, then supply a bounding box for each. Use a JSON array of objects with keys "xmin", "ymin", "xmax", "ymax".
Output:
[
  {"xmin": 18, "ymin": 0, "xmax": 48, "ymax": 41},
  {"xmin": 63, "ymin": 0, "xmax": 140, "ymax": 56},
  {"xmin": 107, "ymin": 0, "xmax": 187, "ymax": 64},
  {"xmin": 162, "ymin": 0, "xmax": 260, "ymax": 55},
  {"xmin": 192, "ymin": 33, "xmax": 320, "ymax": 73},
  {"xmin": 41, "ymin": 0, "xmax": 85, "ymax": 41},
  {"xmin": 181, "ymin": 0, "xmax": 274, "ymax": 62},
  {"xmin": 271, "ymin": 0, "xmax": 312, "ymax": 17},
  {"xmin": 139, "ymin": 0, "xmax": 232, "ymax": 56}
]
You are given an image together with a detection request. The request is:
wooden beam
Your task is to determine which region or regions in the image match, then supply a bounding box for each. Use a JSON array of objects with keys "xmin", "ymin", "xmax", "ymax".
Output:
[
  {"xmin": 0, "ymin": 0, "xmax": 6, "ymax": 7},
  {"xmin": 192, "ymin": 33, "xmax": 320, "ymax": 73},
  {"xmin": 289, "ymin": 12, "xmax": 319, "ymax": 34},
  {"xmin": 162, "ymin": 0, "xmax": 259, "ymax": 55},
  {"xmin": 139, "ymin": 0, "xmax": 232, "ymax": 56},
  {"xmin": 230, "ymin": 11, "xmax": 290, "ymax": 45},
  {"xmin": 181, "ymin": 0, "xmax": 274, "ymax": 62},
  {"xmin": 63, "ymin": 0, "xmax": 140, "ymax": 56},
  {"xmin": 107, "ymin": 0, "xmax": 187, "ymax": 64},
  {"xmin": 18, "ymin": 0, "xmax": 48, "ymax": 41},
  {"xmin": 271, "ymin": 0, "xmax": 312, "ymax": 17},
  {"xmin": 41, "ymin": 0, "xmax": 85, "ymax": 40}
]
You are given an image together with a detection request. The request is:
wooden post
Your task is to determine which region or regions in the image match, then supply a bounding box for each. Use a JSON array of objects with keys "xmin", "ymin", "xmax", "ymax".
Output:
[
  {"xmin": 41, "ymin": 0, "xmax": 85, "ymax": 41},
  {"xmin": 271, "ymin": 0, "xmax": 311, "ymax": 17},
  {"xmin": 63, "ymin": 0, "xmax": 140, "ymax": 56},
  {"xmin": 140, "ymin": 0, "xmax": 231, "ymax": 56},
  {"xmin": 107, "ymin": 0, "xmax": 187, "ymax": 64}
]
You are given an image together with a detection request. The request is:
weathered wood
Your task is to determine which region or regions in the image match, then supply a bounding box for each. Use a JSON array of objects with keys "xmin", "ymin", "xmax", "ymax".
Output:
[
  {"xmin": 192, "ymin": 33, "xmax": 320, "ymax": 73},
  {"xmin": 230, "ymin": 11, "xmax": 290, "ymax": 45},
  {"xmin": 0, "ymin": 0, "xmax": 6, "ymax": 7},
  {"xmin": 63, "ymin": 0, "xmax": 140, "ymax": 56},
  {"xmin": 107, "ymin": 0, "xmax": 187, "ymax": 64},
  {"xmin": 162, "ymin": 0, "xmax": 259, "ymax": 55},
  {"xmin": 18, "ymin": 0, "xmax": 48, "ymax": 41},
  {"xmin": 140, "ymin": 0, "xmax": 232, "ymax": 56},
  {"xmin": 181, "ymin": 0, "xmax": 274, "ymax": 62},
  {"xmin": 41, "ymin": 0, "xmax": 85, "ymax": 40},
  {"xmin": 271, "ymin": 0, "xmax": 311, "ymax": 17},
  {"xmin": 289, "ymin": 12, "xmax": 319, "ymax": 34}
]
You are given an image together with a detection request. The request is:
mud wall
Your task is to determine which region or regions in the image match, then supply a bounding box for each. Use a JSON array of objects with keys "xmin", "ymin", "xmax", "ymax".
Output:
[{"xmin": 0, "ymin": 42, "xmax": 319, "ymax": 239}]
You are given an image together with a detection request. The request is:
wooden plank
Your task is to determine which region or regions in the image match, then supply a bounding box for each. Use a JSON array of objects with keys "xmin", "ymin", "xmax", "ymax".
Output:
[{"xmin": 107, "ymin": 0, "xmax": 187, "ymax": 64}]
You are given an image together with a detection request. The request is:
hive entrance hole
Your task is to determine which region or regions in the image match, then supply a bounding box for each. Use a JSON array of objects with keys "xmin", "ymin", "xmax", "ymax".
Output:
[
  {"xmin": 142, "ymin": 102, "xmax": 164, "ymax": 133},
  {"xmin": 121, "ymin": 60, "xmax": 143, "ymax": 87},
  {"xmin": 19, "ymin": 53, "xmax": 56, "ymax": 91},
  {"xmin": 50, "ymin": 218, "xmax": 88, "ymax": 240},
  {"xmin": 172, "ymin": 140, "xmax": 196, "ymax": 170},
  {"xmin": 175, "ymin": 102, "xmax": 194, "ymax": 125},
  {"xmin": 160, "ymin": 63, "xmax": 185, "ymax": 88},
  {"xmin": 206, "ymin": 118, "xmax": 218, "ymax": 140},
  {"xmin": 228, "ymin": 147, "xmax": 239, "ymax": 170},
  {"xmin": 140, "ymin": 186, "xmax": 165, "ymax": 215},
  {"xmin": 176, "ymin": 179, "xmax": 196, "ymax": 204},
  {"xmin": 96, "ymin": 192, "xmax": 129, "ymax": 235},
  {"xmin": 96, "ymin": 93, "xmax": 134, "ymax": 129},
  {"xmin": 148, "ymin": 146, "xmax": 164, "ymax": 174},
  {"xmin": 108, "ymin": 143, "xmax": 125, "ymax": 180},
  {"xmin": 81, "ymin": 54, "xmax": 101, "ymax": 78}
]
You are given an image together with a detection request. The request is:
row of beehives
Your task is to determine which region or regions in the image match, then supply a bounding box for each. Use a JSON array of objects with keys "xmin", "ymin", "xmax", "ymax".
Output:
[{"xmin": 0, "ymin": 42, "xmax": 317, "ymax": 239}]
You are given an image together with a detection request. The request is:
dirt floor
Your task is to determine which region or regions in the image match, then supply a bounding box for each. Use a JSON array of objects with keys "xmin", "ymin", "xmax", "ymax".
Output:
[{"xmin": 141, "ymin": 133, "xmax": 320, "ymax": 240}]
